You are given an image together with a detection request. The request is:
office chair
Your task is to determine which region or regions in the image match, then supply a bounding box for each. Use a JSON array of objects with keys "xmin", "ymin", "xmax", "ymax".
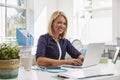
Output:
[{"xmin": 72, "ymin": 39, "xmax": 83, "ymax": 52}]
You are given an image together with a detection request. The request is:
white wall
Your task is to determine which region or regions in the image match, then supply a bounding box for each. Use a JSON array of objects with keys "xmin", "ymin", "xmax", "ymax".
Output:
[
  {"xmin": 28, "ymin": 0, "xmax": 120, "ymax": 45},
  {"xmin": 33, "ymin": 0, "xmax": 58, "ymax": 45},
  {"xmin": 27, "ymin": 0, "xmax": 34, "ymax": 36},
  {"xmin": 113, "ymin": 0, "xmax": 120, "ymax": 45}
]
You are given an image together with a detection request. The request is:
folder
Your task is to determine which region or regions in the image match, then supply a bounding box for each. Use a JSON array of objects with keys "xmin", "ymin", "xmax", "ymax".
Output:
[{"xmin": 16, "ymin": 28, "xmax": 34, "ymax": 46}]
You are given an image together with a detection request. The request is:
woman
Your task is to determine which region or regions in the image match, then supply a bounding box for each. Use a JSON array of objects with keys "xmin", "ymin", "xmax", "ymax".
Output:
[{"xmin": 36, "ymin": 11, "xmax": 84, "ymax": 68}]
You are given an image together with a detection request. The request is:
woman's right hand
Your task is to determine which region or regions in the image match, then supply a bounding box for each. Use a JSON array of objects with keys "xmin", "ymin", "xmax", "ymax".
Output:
[{"xmin": 67, "ymin": 58, "xmax": 83, "ymax": 66}]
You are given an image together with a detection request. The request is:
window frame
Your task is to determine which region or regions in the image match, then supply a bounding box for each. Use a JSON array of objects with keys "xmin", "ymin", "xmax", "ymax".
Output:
[{"xmin": 0, "ymin": 0, "xmax": 27, "ymax": 43}]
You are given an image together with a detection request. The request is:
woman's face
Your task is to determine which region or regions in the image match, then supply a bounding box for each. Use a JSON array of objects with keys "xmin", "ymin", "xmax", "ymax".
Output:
[{"xmin": 52, "ymin": 15, "xmax": 67, "ymax": 35}]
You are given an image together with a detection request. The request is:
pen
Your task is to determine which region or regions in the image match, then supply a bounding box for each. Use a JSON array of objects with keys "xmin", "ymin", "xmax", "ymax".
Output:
[{"xmin": 57, "ymin": 75, "xmax": 69, "ymax": 79}]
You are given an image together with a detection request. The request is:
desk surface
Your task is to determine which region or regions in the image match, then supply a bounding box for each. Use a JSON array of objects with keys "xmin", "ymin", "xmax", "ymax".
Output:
[{"xmin": 17, "ymin": 60, "xmax": 120, "ymax": 80}]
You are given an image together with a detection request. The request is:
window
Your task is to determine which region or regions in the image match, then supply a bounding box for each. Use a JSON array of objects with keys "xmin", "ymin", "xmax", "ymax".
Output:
[
  {"xmin": 0, "ymin": 0, "xmax": 27, "ymax": 43},
  {"xmin": 73, "ymin": 0, "xmax": 112, "ymax": 44}
]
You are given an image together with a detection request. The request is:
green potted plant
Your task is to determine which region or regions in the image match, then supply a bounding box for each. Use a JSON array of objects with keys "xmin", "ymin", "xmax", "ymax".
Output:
[{"xmin": 0, "ymin": 43, "xmax": 20, "ymax": 79}]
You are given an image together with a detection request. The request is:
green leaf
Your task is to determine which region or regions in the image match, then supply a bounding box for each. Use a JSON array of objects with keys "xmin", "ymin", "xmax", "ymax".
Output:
[{"xmin": 0, "ymin": 43, "xmax": 20, "ymax": 60}]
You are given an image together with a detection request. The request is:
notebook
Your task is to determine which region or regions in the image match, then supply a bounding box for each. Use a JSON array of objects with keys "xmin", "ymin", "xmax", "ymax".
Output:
[{"xmin": 62, "ymin": 43, "xmax": 105, "ymax": 68}]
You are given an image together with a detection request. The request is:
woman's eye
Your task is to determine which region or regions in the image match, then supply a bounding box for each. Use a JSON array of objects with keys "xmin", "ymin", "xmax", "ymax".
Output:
[
  {"xmin": 62, "ymin": 22, "xmax": 66, "ymax": 26},
  {"xmin": 57, "ymin": 21, "xmax": 66, "ymax": 26},
  {"xmin": 57, "ymin": 21, "xmax": 62, "ymax": 24}
]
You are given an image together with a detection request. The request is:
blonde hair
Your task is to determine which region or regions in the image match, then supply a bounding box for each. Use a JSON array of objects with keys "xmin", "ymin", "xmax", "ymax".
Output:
[{"xmin": 47, "ymin": 11, "xmax": 68, "ymax": 39}]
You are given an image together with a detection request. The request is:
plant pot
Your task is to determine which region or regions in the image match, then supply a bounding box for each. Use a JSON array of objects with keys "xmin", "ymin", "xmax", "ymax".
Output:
[{"xmin": 0, "ymin": 59, "xmax": 20, "ymax": 79}]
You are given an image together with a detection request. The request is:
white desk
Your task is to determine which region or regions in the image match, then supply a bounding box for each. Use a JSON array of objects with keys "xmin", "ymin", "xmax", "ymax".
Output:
[{"xmin": 17, "ymin": 60, "xmax": 120, "ymax": 80}]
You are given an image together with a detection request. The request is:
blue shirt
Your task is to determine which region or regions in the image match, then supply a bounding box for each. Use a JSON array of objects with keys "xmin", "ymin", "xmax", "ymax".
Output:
[{"xmin": 36, "ymin": 33, "xmax": 81, "ymax": 60}]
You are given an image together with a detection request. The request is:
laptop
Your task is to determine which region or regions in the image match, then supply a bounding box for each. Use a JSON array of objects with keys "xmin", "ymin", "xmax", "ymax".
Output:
[{"xmin": 62, "ymin": 43, "xmax": 105, "ymax": 68}]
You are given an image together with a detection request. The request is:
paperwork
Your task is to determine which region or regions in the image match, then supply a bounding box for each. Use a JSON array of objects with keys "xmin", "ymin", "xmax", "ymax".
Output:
[{"xmin": 57, "ymin": 67, "xmax": 114, "ymax": 79}]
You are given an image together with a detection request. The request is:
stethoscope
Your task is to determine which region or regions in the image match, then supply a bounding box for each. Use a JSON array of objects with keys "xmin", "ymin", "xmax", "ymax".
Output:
[{"xmin": 32, "ymin": 66, "xmax": 68, "ymax": 73}]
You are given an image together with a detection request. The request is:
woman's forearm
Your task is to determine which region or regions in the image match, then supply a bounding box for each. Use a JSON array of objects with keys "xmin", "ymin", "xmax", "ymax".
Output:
[
  {"xmin": 36, "ymin": 57, "xmax": 74, "ymax": 68},
  {"xmin": 36, "ymin": 57, "xmax": 82, "ymax": 68},
  {"xmin": 37, "ymin": 57, "xmax": 66, "ymax": 67}
]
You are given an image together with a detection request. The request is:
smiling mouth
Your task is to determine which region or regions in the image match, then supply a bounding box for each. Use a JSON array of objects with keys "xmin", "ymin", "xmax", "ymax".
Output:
[{"xmin": 58, "ymin": 29, "xmax": 63, "ymax": 32}]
